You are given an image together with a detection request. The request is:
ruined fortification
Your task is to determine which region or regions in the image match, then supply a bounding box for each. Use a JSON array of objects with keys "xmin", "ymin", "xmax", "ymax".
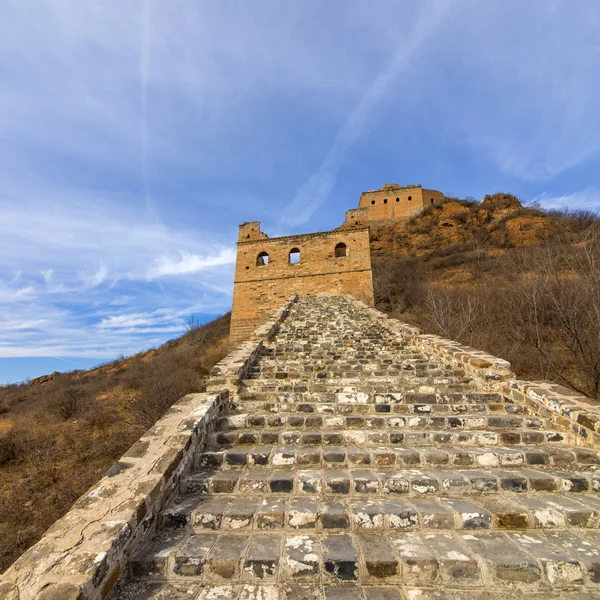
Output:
[
  {"xmin": 230, "ymin": 183, "xmax": 443, "ymax": 344},
  {"xmin": 230, "ymin": 223, "xmax": 373, "ymax": 345},
  {"xmin": 4, "ymin": 184, "xmax": 600, "ymax": 600}
]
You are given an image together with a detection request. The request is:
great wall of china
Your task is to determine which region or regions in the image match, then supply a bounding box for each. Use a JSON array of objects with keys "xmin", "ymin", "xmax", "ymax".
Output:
[{"xmin": 2, "ymin": 184, "xmax": 600, "ymax": 600}]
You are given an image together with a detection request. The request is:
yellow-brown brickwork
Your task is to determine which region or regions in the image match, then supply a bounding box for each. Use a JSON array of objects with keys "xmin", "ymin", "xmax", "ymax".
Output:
[
  {"xmin": 230, "ymin": 225, "xmax": 373, "ymax": 344},
  {"xmin": 358, "ymin": 182, "xmax": 444, "ymax": 221}
]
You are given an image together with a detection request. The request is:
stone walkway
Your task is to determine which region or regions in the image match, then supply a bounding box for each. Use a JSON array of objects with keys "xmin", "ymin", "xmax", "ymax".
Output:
[{"xmin": 112, "ymin": 295, "xmax": 600, "ymax": 599}]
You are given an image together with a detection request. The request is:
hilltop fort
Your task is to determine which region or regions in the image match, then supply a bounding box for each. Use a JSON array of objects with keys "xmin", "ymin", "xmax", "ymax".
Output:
[{"xmin": 230, "ymin": 183, "xmax": 444, "ymax": 343}]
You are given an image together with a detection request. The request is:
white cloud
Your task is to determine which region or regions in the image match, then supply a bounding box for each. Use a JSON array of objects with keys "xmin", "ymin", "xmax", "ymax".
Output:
[
  {"xmin": 0, "ymin": 284, "xmax": 36, "ymax": 303},
  {"xmin": 532, "ymin": 188, "xmax": 600, "ymax": 212},
  {"xmin": 98, "ymin": 308, "xmax": 184, "ymax": 330},
  {"xmin": 109, "ymin": 295, "xmax": 134, "ymax": 306},
  {"xmin": 149, "ymin": 248, "xmax": 236, "ymax": 278},
  {"xmin": 80, "ymin": 263, "xmax": 109, "ymax": 288},
  {"xmin": 434, "ymin": 2, "xmax": 600, "ymax": 180},
  {"xmin": 0, "ymin": 188, "xmax": 234, "ymax": 357},
  {"xmin": 0, "ymin": 0, "xmax": 598, "ymax": 373}
]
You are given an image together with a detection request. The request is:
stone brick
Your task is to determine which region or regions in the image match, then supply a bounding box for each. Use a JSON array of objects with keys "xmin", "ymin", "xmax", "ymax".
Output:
[
  {"xmin": 320, "ymin": 501, "xmax": 350, "ymax": 529},
  {"xmin": 174, "ymin": 534, "xmax": 216, "ymax": 576},
  {"xmin": 391, "ymin": 533, "xmax": 439, "ymax": 585},
  {"xmin": 282, "ymin": 535, "xmax": 320, "ymax": 579},
  {"xmin": 424, "ymin": 533, "xmax": 482, "ymax": 585},
  {"xmin": 288, "ymin": 499, "xmax": 318, "ymax": 529},
  {"xmin": 322, "ymin": 535, "xmax": 359, "ymax": 580},
  {"xmin": 255, "ymin": 499, "xmax": 286, "ymax": 530},
  {"xmin": 462, "ymin": 532, "xmax": 541, "ymax": 584},
  {"xmin": 206, "ymin": 534, "xmax": 248, "ymax": 580},
  {"xmin": 359, "ymin": 534, "xmax": 399, "ymax": 578},
  {"xmin": 242, "ymin": 535, "xmax": 282, "ymax": 580}
]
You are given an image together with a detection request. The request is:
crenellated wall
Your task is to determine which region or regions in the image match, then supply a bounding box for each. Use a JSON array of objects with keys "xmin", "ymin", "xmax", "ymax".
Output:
[{"xmin": 229, "ymin": 182, "xmax": 445, "ymax": 344}]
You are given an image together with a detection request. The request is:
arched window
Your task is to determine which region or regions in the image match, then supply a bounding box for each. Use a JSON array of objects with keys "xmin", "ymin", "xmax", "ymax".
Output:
[
  {"xmin": 256, "ymin": 251, "xmax": 269, "ymax": 266},
  {"xmin": 408, "ymin": 196, "xmax": 412, "ymax": 201},
  {"xmin": 371, "ymin": 200, "xmax": 375, "ymax": 205},
  {"xmin": 396, "ymin": 197, "xmax": 400, "ymax": 202},
  {"xmin": 335, "ymin": 242, "xmax": 348, "ymax": 258},
  {"xmin": 383, "ymin": 198, "xmax": 388, "ymax": 204},
  {"xmin": 289, "ymin": 248, "xmax": 300, "ymax": 264}
]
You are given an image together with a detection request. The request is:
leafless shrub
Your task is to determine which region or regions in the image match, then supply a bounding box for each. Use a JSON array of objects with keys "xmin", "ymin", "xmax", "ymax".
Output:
[
  {"xmin": 46, "ymin": 387, "xmax": 88, "ymax": 420},
  {"xmin": 372, "ymin": 256, "xmax": 424, "ymax": 315},
  {"xmin": 424, "ymin": 286, "xmax": 483, "ymax": 345},
  {"xmin": 185, "ymin": 314, "xmax": 202, "ymax": 333},
  {"xmin": 132, "ymin": 369, "xmax": 201, "ymax": 429},
  {"xmin": 0, "ymin": 432, "xmax": 16, "ymax": 466}
]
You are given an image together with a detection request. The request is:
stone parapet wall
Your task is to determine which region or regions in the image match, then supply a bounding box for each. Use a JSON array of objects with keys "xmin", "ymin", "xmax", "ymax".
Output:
[
  {"xmin": 505, "ymin": 380, "xmax": 600, "ymax": 449},
  {"xmin": 1, "ymin": 392, "xmax": 228, "ymax": 600},
  {"xmin": 0, "ymin": 296, "xmax": 298, "ymax": 600}
]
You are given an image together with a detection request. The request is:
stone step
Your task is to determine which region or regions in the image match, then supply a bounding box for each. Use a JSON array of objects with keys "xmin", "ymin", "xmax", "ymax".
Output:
[
  {"xmin": 240, "ymin": 379, "xmax": 475, "ymax": 393},
  {"xmin": 216, "ymin": 413, "xmax": 546, "ymax": 431},
  {"xmin": 185, "ymin": 465, "xmax": 600, "ymax": 497},
  {"xmin": 128, "ymin": 529, "xmax": 600, "ymax": 590},
  {"xmin": 250, "ymin": 356, "xmax": 425, "ymax": 371},
  {"xmin": 161, "ymin": 493, "xmax": 600, "ymax": 534},
  {"xmin": 235, "ymin": 391, "xmax": 509, "ymax": 406},
  {"xmin": 245, "ymin": 367, "xmax": 458, "ymax": 380},
  {"xmin": 114, "ymin": 295, "xmax": 600, "ymax": 599},
  {"xmin": 249, "ymin": 355, "xmax": 431, "ymax": 365},
  {"xmin": 196, "ymin": 445, "xmax": 599, "ymax": 471},
  {"xmin": 228, "ymin": 400, "xmax": 530, "ymax": 417},
  {"xmin": 112, "ymin": 581, "xmax": 600, "ymax": 600},
  {"xmin": 206, "ymin": 428, "xmax": 576, "ymax": 450}
]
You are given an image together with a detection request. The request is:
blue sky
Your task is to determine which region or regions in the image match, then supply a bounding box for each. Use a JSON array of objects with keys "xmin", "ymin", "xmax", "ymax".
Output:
[{"xmin": 1, "ymin": 1, "xmax": 599, "ymax": 383}]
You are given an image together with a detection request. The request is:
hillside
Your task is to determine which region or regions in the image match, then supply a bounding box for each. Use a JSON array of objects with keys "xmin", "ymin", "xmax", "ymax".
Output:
[
  {"xmin": 370, "ymin": 194, "xmax": 600, "ymax": 401},
  {"xmin": 0, "ymin": 313, "xmax": 230, "ymax": 572}
]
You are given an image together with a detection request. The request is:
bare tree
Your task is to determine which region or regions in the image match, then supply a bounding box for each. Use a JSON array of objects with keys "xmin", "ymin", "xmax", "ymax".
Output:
[
  {"xmin": 372, "ymin": 256, "xmax": 424, "ymax": 316},
  {"xmin": 424, "ymin": 286, "xmax": 482, "ymax": 345},
  {"xmin": 505, "ymin": 228, "xmax": 600, "ymax": 398}
]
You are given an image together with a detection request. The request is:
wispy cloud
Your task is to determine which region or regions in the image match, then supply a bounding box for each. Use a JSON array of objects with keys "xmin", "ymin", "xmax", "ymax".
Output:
[
  {"xmin": 280, "ymin": 0, "xmax": 454, "ymax": 228},
  {"xmin": 80, "ymin": 263, "xmax": 109, "ymax": 288},
  {"xmin": 139, "ymin": 0, "xmax": 152, "ymax": 212},
  {"xmin": 0, "ymin": 185, "xmax": 234, "ymax": 358},
  {"xmin": 533, "ymin": 188, "xmax": 600, "ymax": 212},
  {"xmin": 0, "ymin": 284, "xmax": 36, "ymax": 303},
  {"xmin": 149, "ymin": 248, "xmax": 237, "ymax": 278},
  {"xmin": 431, "ymin": 2, "xmax": 600, "ymax": 181}
]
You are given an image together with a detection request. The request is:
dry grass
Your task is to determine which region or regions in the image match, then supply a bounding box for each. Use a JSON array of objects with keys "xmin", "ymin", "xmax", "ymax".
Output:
[{"xmin": 0, "ymin": 312, "xmax": 231, "ymax": 572}]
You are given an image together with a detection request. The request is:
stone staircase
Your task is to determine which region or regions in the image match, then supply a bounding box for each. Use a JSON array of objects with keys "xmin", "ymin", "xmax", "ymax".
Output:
[{"xmin": 112, "ymin": 295, "xmax": 600, "ymax": 600}]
